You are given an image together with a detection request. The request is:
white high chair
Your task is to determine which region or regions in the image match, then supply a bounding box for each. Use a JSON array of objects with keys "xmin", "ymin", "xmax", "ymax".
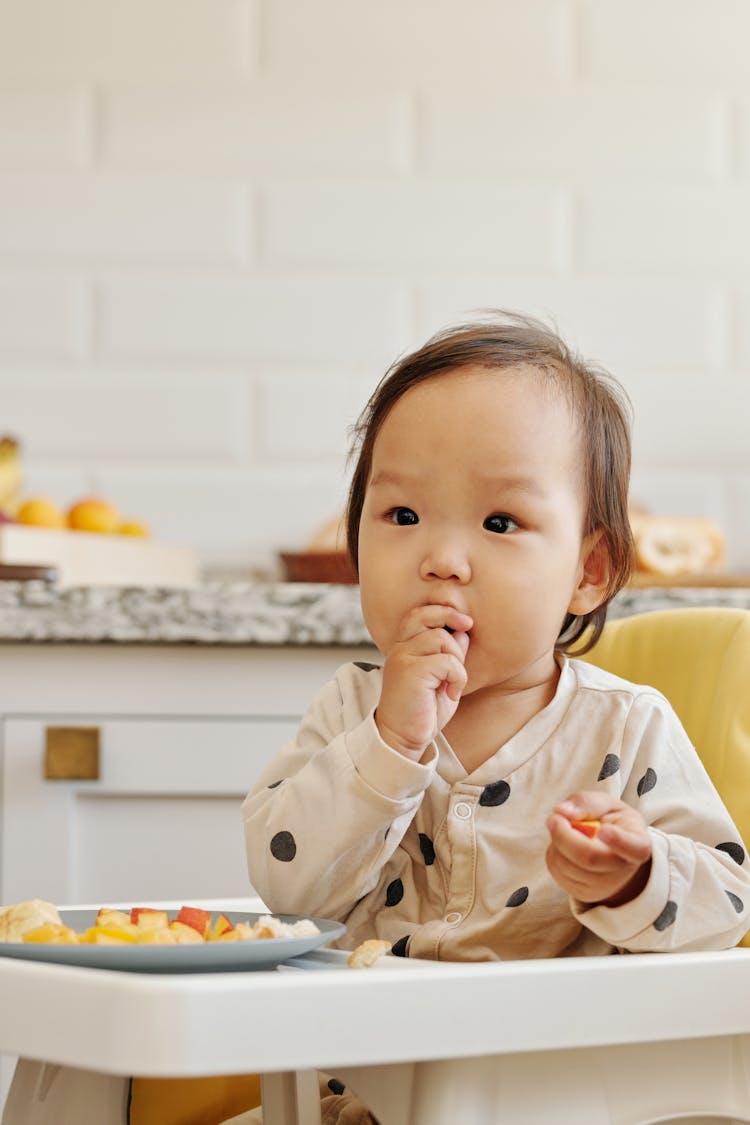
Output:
[{"xmin": 3, "ymin": 607, "xmax": 750, "ymax": 1125}]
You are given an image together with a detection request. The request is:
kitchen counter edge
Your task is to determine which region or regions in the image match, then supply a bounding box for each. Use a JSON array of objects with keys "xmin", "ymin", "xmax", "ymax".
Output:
[{"xmin": 1, "ymin": 581, "xmax": 749, "ymax": 646}]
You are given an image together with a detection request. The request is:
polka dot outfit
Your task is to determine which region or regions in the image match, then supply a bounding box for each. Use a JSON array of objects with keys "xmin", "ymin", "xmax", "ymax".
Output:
[{"xmin": 242, "ymin": 658, "xmax": 750, "ymax": 960}]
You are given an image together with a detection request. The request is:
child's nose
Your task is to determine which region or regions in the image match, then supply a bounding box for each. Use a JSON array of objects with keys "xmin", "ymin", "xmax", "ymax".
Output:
[{"xmin": 419, "ymin": 540, "xmax": 471, "ymax": 583}]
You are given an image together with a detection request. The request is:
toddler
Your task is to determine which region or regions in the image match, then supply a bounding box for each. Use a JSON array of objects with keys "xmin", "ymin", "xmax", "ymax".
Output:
[{"xmin": 237, "ymin": 312, "xmax": 750, "ymax": 1122}]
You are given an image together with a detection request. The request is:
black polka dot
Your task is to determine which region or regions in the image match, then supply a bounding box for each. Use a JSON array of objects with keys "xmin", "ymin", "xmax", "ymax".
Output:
[
  {"xmin": 269, "ymin": 830, "xmax": 296, "ymax": 862},
  {"xmin": 354, "ymin": 661, "xmax": 381, "ymax": 672},
  {"xmin": 385, "ymin": 878, "xmax": 404, "ymax": 907},
  {"xmin": 726, "ymin": 890, "xmax": 745, "ymax": 914},
  {"xmin": 479, "ymin": 780, "xmax": 510, "ymax": 807},
  {"xmin": 268, "ymin": 779, "xmax": 283, "ymax": 789},
  {"xmin": 717, "ymin": 842, "xmax": 746, "ymax": 866},
  {"xmin": 636, "ymin": 768, "xmax": 657, "ymax": 797},
  {"xmin": 597, "ymin": 753, "xmax": 621, "ymax": 781},
  {"xmin": 327, "ymin": 1079, "xmax": 345, "ymax": 1096},
  {"xmin": 419, "ymin": 833, "xmax": 435, "ymax": 865},
  {"xmin": 505, "ymin": 886, "xmax": 529, "ymax": 908},
  {"xmin": 653, "ymin": 900, "xmax": 678, "ymax": 931},
  {"xmin": 391, "ymin": 935, "xmax": 409, "ymax": 957}
]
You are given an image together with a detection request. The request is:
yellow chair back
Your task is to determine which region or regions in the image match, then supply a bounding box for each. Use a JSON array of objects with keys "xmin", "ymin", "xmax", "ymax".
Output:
[{"xmin": 580, "ymin": 606, "xmax": 750, "ymax": 945}]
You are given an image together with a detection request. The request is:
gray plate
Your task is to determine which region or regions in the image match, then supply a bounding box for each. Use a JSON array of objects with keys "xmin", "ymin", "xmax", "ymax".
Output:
[{"xmin": 0, "ymin": 910, "xmax": 346, "ymax": 973}]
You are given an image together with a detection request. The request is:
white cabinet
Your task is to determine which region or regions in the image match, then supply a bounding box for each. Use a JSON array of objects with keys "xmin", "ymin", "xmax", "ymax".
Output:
[
  {"xmin": 2, "ymin": 717, "xmax": 297, "ymax": 904},
  {"xmin": 0, "ymin": 639, "xmax": 376, "ymax": 1109},
  {"xmin": 0, "ymin": 642, "xmax": 376, "ymax": 907}
]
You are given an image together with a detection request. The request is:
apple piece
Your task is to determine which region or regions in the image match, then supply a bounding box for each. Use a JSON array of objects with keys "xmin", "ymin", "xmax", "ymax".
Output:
[
  {"xmin": 168, "ymin": 921, "xmax": 204, "ymax": 944},
  {"xmin": 130, "ymin": 906, "xmax": 168, "ymax": 926},
  {"xmin": 137, "ymin": 928, "xmax": 180, "ymax": 945},
  {"xmin": 209, "ymin": 913, "xmax": 234, "ymax": 941},
  {"xmin": 96, "ymin": 908, "xmax": 131, "ymax": 928},
  {"xmin": 570, "ymin": 817, "xmax": 602, "ymax": 839},
  {"xmin": 175, "ymin": 905, "xmax": 212, "ymax": 939},
  {"xmin": 132, "ymin": 909, "xmax": 169, "ymax": 932}
]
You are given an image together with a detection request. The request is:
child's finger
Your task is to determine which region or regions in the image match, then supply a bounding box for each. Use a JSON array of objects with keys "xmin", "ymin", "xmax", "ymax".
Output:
[
  {"xmin": 596, "ymin": 823, "xmax": 652, "ymax": 864},
  {"xmin": 398, "ymin": 604, "xmax": 473, "ymax": 641}
]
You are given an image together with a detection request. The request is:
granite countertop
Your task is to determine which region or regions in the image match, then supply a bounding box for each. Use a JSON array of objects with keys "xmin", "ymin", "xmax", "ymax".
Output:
[{"xmin": 1, "ymin": 581, "xmax": 750, "ymax": 645}]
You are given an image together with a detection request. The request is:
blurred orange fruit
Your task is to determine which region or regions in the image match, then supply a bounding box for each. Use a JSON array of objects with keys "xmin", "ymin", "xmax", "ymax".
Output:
[
  {"xmin": 67, "ymin": 497, "xmax": 121, "ymax": 534},
  {"xmin": 16, "ymin": 497, "xmax": 66, "ymax": 529},
  {"xmin": 118, "ymin": 520, "xmax": 149, "ymax": 538}
]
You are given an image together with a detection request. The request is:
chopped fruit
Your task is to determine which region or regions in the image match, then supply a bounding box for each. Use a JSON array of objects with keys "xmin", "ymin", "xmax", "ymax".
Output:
[
  {"xmin": 209, "ymin": 913, "xmax": 234, "ymax": 940},
  {"xmin": 570, "ymin": 818, "xmax": 602, "ymax": 839},
  {"xmin": 3, "ymin": 902, "xmax": 320, "ymax": 947},
  {"xmin": 132, "ymin": 909, "xmax": 169, "ymax": 932},
  {"xmin": 130, "ymin": 906, "xmax": 166, "ymax": 925},
  {"xmin": 83, "ymin": 924, "xmax": 139, "ymax": 944},
  {"xmin": 23, "ymin": 923, "xmax": 79, "ymax": 945},
  {"xmin": 175, "ymin": 905, "xmax": 212, "ymax": 938},
  {"xmin": 168, "ymin": 921, "xmax": 204, "ymax": 944},
  {"xmin": 137, "ymin": 928, "xmax": 180, "ymax": 945},
  {"xmin": 96, "ymin": 908, "xmax": 131, "ymax": 928}
]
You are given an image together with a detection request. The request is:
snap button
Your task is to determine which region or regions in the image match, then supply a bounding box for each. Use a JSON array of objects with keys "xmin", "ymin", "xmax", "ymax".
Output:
[
  {"xmin": 445, "ymin": 911, "xmax": 462, "ymax": 925},
  {"xmin": 454, "ymin": 802, "xmax": 472, "ymax": 819}
]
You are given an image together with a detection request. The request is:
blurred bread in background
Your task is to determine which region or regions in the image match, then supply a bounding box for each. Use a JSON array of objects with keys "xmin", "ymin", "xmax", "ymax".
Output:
[
  {"xmin": 630, "ymin": 511, "xmax": 726, "ymax": 578},
  {"xmin": 279, "ymin": 513, "xmax": 356, "ymax": 583}
]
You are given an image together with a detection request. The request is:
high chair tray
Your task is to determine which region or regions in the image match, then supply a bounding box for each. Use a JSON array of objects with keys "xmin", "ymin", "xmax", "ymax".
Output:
[{"xmin": 0, "ymin": 910, "xmax": 345, "ymax": 973}]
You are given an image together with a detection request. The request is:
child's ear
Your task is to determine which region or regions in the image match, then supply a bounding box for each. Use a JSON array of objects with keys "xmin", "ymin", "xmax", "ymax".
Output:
[{"xmin": 568, "ymin": 529, "xmax": 612, "ymax": 615}]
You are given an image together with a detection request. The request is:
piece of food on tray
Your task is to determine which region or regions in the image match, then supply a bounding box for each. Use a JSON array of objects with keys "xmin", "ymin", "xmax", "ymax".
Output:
[
  {"xmin": 0, "ymin": 901, "xmax": 321, "ymax": 946},
  {"xmin": 236, "ymin": 915, "xmax": 322, "ymax": 940},
  {"xmin": 629, "ymin": 511, "xmax": 726, "ymax": 577},
  {"xmin": 0, "ymin": 899, "xmax": 62, "ymax": 943},
  {"xmin": 347, "ymin": 938, "xmax": 391, "ymax": 968},
  {"xmin": 24, "ymin": 922, "xmax": 80, "ymax": 944}
]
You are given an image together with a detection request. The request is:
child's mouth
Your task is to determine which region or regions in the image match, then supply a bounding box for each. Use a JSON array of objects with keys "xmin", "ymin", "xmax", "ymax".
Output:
[{"xmin": 444, "ymin": 626, "xmax": 455, "ymax": 634}]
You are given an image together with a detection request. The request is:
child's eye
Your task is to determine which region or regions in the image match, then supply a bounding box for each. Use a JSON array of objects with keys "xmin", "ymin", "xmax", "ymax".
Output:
[
  {"xmin": 483, "ymin": 513, "xmax": 518, "ymax": 534},
  {"xmin": 387, "ymin": 507, "xmax": 418, "ymax": 526}
]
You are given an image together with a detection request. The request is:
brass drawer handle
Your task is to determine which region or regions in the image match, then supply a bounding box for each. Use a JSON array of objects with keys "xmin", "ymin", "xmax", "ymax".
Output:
[{"xmin": 45, "ymin": 726, "xmax": 100, "ymax": 780}]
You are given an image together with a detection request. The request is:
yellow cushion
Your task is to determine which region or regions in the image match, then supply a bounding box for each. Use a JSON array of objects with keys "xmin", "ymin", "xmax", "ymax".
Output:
[
  {"xmin": 129, "ymin": 1074, "xmax": 261, "ymax": 1125},
  {"xmin": 580, "ymin": 607, "xmax": 750, "ymax": 946}
]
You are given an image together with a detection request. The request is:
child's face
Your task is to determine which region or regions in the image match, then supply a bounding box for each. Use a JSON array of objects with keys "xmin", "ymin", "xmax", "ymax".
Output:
[{"xmin": 357, "ymin": 365, "xmax": 606, "ymax": 697}]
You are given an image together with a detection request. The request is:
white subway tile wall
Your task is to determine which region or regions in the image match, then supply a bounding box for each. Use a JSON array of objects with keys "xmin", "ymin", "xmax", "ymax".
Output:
[{"xmin": 0, "ymin": 0, "xmax": 748, "ymax": 571}]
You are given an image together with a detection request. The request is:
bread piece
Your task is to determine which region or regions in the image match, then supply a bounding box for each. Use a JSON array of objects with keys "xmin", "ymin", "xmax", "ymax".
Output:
[
  {"xmin": 347, "ymin": 939, "xmax": 391, "ymax": 968},
  {"xmin": 0, "ymin": 899, "xmax": 61, "ymax": 943},
  {"xmin": 630, "ymin": 513, "xmax": 725, "ymax": 577},
  {"xmin": 306, "ymin": 514, "xmax": 347, "ymax": 552}
]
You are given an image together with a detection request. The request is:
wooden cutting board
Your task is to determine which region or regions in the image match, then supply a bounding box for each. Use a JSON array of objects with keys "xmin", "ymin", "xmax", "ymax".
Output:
[
  {"xmin": 0, "ymin": 563, "xmax": 58, "ymax": 581},
  {"xmin": 629, "ymin": 572, "xmax": 750, "ymax": 588}
]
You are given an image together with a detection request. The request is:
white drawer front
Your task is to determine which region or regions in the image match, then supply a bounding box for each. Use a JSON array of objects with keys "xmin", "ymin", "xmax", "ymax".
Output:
[{"xmin": 2, "ymin": 717, "xmax": 297, "ymax": 904}]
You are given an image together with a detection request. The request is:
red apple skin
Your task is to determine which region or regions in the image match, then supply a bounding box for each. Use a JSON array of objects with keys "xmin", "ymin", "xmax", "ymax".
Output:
[
  {"xmin": 570, "ymin": 818, "xmax": 601, "ymax": 839},
  {"xmin": 211, "ymin": 913, "xmax": 234, "ymax": 939},
  {"xmin": 176, "ymin": 905, "xmax": 212, "ymax": 938},
  {"xmin": 130, "ymin": 906, "xmax": 166, "ymax": 924}
]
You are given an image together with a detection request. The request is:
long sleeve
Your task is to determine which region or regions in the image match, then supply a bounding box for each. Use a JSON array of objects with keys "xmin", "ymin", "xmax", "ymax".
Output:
[
  {"xmin": 570, "ymin": 688, "xmax": 750, "ymax": 952},
  {"xmin": 242, "ymin": 664, "xmax": 436, "ymax": 919}
]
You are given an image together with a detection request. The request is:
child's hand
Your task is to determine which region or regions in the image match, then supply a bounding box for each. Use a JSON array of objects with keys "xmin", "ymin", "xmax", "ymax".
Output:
[
  {"xmin": 374, "ymin": 604, "xmax": 473, "ymax": 760},
  {"xmin": 545, "ymin": 791, "xmax": 653, "ymax": 907}
]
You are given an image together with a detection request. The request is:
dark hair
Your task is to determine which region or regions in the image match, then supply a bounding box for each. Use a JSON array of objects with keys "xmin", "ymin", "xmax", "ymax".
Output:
[{"xmin": 346, "ymin": 311, "xmax": 635, "ymax": 653}]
